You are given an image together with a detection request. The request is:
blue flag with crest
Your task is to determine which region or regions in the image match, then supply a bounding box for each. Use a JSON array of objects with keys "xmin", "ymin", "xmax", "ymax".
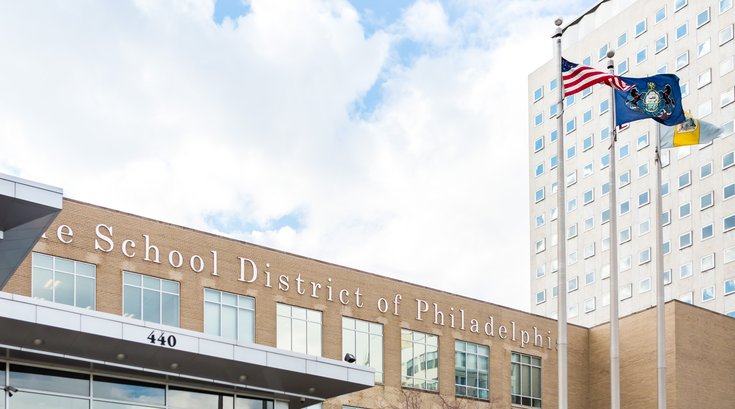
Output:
[{"xmin": 613, "ymin": 74, "xmax": 686, "ymax": 127}]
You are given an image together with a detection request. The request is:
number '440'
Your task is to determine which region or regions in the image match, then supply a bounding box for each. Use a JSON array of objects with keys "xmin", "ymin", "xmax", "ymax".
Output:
[{"xmin": 147, "ymin": 331, "xmax": 177, "ymax": 347}]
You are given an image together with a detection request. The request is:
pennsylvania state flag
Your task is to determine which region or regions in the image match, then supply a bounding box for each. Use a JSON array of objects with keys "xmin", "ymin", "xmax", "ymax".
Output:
[
  {"xmin": 614, "ymin": 74, "xmax": 686, "ymax": 127},
  {"xmin": 660, "ymin": 113, "xmax": 724, "ymax": 148}
]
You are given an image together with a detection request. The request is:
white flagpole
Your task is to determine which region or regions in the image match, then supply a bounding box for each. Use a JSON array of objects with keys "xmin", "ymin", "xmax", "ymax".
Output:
[
  {"xmin": 606, "ymin": 50, "xmax": 621, "ymax": 409},
  {"xmin": 552, "ymin": 18, "xmax": 568, "ymax": 409},
  {"xmin": 654, "ymin": 123, "xmax": 667, "ymax": 409}
]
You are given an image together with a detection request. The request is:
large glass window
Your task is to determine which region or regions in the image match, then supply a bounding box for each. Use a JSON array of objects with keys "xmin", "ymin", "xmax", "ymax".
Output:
[
  {"xmin": 342, "ymin": 317, "xmax": 384, "ymax": 383},
  {"xmin": 204, "ymin": 288, "xmax": 255, "ymax": 343},
  {"xmin": 276, "ymin": 304, "xmax": 322, "ymax": 356},
  {"xmin": 32, "ymin": 252, "xmax": 96, "ymax": 309},
  {"xmin": 123, "ymin": 272, "xmax": 180, "ymax": 327},
  {"xmin": 7, "ymin": 364, "xmax": 272, "ymax": 409},
  {"xmin": 455, "ymin": 341, "xmax": 489, "ymax": 399},
  {"xmin": 401, "ymin": 329, "xmax": 439, "ymax": 391},
  {"xmin": 511, "ymin": 352, "xmax": 541, "ymax": 408}
]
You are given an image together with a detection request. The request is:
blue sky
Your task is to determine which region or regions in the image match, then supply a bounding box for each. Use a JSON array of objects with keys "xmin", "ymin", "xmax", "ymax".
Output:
[{"xmin": 0, "ymin": 0, "xmax": 598, "ymax": 311}]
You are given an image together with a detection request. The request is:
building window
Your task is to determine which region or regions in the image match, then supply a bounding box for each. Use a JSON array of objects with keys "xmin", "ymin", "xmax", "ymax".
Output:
[
  {"xmin": 567, "ymin": 145, "xmax": 576, "ymax": 160},
  {"xmin": 723, "ymin": 151, "xmax": 735, "ymax": 169},
  {"xmin": 636, "ymin": 48, "xmax": 647, "ymax": 64},
  {"xmin": 535, "ymin": 214, "xmax": 545, "ymax": 228},
  {"xmin": 676, "ymin": 22, "xmax": 688, "ymax": 40},
  {"xmin": 720, "ymin": 24, "xmax": 735, "ymax": 45},
  {"xmin": 123, "ymin": 271, "xmax": 179, "ymax": 327},
  {"xmin": 566, "ymin": 118, "xmax": 576, "ymax": 134},
  {"xmin": 455, "ymin": 341, "xmax": 489, "ymax": 399},
  {"xmin": 617, "ymin": 59, "xmax": 629, "ymax": 75},
  {"xmin": 722, "ymin": 88, "xmax": 735, "ymax": 107},
  {"xmin": 680, "ymin": 262, "xmax": 693, "ymax": 279},
  {"xmin": 723, "ymin": 56, "xmax": 735, "ymax": 75},
  {"xmin": 600, "ymin": 153, "xmax": 610, "ymax": 169},
  {"xmin": 598, "ymin": 43, "xmax": 609, "ymax": 61},
  {"xmin": 725, "ymin": 278, "xmax": 735, "ymax": 295},
  {"xmin": 583, "ymin": 162, "xmax": 594, "ymax": 178},
  {"xmin": 618, "ymin": 32, "xmax": 628, "ymax": 47},
  {"xmin": 702, "ymin": 286, "xmax": 715, "ymax": 302},
  {"xmin": 698, "ymin": 38, "xmax": 711, "ymax": 58},
  {"xmin": 584, "ymin": 216, "xmax": 595, "ymax": 231},
  {"xmin": 343, "ymin": 317, "xmax": 384, "ymax": 383},
  {"xmin": 550, "ymin": 103, "xmax": 559, "ymax": 118},
  {"xmin": 702, "ymin": 223, "xmax": 714, "ymax": 240},
  {"xmin": 697, "ymin": 7, "xmax": 711, "ymax": 27},
  {"xmin": 536, "ymin": 290, "xmax": 546, "ymax": 305},
  {"xmin": 583, "ymin": 109, "xmax": 592, "ymax": 124},
  {"xmin": 550, "ymin": 78, "xmax": 558, "ymax": 91},
  {"xmin": 600, "ymin": 127, "xmax": 610, "ymax": 142},
  {"xmin": 620, "ymin": 283, "xmax": 633, "ymax": 300},
  {"xmin": 635, "ymin": 18, "xmax": 647, "ymax": 36},
  {"xmin": 533, "ymin": 87, "xmax": 543, "ymax": 102},
  {"xmin": 32, "ymin": 252, "xmax": 96, "ymax": 310},
  {"xmin": 655, "ymin": 6, "xmax": 667, "ymax": 22},
  {"xmin": 639, "ymin": 190, "xmax": 650, "ymax": 207},
  {"xmin": 204, "ymin": 288, "xmax": 254, "ymax": 342},
  {"xmin": 662, "ymin": 210, "xmax": 671, "ymax": 226},
  {"xmin": 724, "ymin": 214, "xmax": 735, "ymax": 232},
  {"xmin": 582, "ymin": 189, "xmax": 594, "ymax": 205},
  {"xmin": 722, "ymin": 0, "xmax": 733, "ymax": 13},
  {"xmin": 675, "ymin": 0, "xmax": 688, "ymax": 12},
  {"xmin": 401, "ymin": 329, "xmax": 439, "ymax": 391},
  {"xmin": 701, "ymin": 162, "xmax": 713, "ymax": 179},
  {"xmin": 639, "ymin": 162, "xmax": 649, "ymax": 178},
  {"xmin": 679, "ymin": 231, "xmax": 693, "ymax": 249},
  {"xmin": 568, "ymin": 276, "xmax": 579, "ymax": 292},
  {"xmin": 678, "ymin": 171, "xmax": 691, "ymax": 189},
  {"xmin": 585, "ymin": 271, "xmax": 595, "ymax": 285},
  {"xmin": 511, "ymin": 352, "xmax": 542, "ymax": 408},
  {"xmin": 726, "ymin": 246, "xmax": 735, "ymax": 264},
  {"xmin": 620, "ymin": 227, "xmax": 632, "ymax": 243},
  {"xmin": 701, "ymin": 191, "xmax": 714, "ymax": 210},
  {"xmin": 664, "ymin": 270, "xmax": 672, "ymax": 285},
  {"xmin": 676, "ymin": 51, "xmax": 689, "ymax": 70},
  {"xmin": 639, "ymin": 220, "xmax": 651, "ymax": 236},
  {"xmin": 680, "ymin": 292, "xmax": 694, "ymax": 304},
  {"xmin": 620, "ymin": 200, "xmax": 630, "ymax": 215},
  {"xmin": 620, "ymin": 170, "xmax": 631, "ymax": 187},
  {"xmin": 724, "ymin": 183, "xmax": 735, "ymax": 200},
  {"xmin": 655, "ymin": 34, "xmax": 669, "ymax": 53},
  {"xmin": 276, "ymin": 303, "xmax": 322, "ymax": 356},
  {"xmin": 534, "ymin": 188, "xmax": 545, "ymax": 203},
  {"xmin": 619, "ymin": 143, "xmax": 630, "ymax": 158},
  {"xmin": 640, "ymin": 277, "xmax": 652, "ymax": 293},
  {"xmin": 680, "ymin": 202, "xmax": 692, "ymax": 219},
  {"xmin": 698, "ymin": 69, "xmax": 712, "ymax": 89},
  {"xmin": 639, "ymin": 248, "xmax": 652, "ymax": 265},
  {"xmin": 663, "ymin": 240, "xmax": 671, "ymax": 254},
  {"xmin": 534, "ymin": 113, "xmax": 543, "ymax": 126},
  {"xmin": 534, "ymin": 163, "xmax": 544, "ymax": 177},
  {"xmin": 701, "ymin": 254, "xmax": 716, "ymax": 272}
]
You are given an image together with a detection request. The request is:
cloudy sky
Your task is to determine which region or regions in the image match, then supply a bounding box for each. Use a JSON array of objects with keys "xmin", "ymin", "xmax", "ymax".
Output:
[{"xmin": 0, "ymin": 0, "xmax": 597, "ymax": 311}]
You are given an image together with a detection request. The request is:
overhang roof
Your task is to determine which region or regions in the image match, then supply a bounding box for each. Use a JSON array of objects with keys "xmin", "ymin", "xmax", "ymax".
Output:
[
  {"xmin": 0, "ymin": 292, "xmax": 374, "ymax": 407},
  {"xmin": 0, "ymin": 173, "xmax": 63, "ymax": 289}
]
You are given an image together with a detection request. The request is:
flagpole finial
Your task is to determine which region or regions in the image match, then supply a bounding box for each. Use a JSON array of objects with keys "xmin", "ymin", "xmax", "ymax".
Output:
[
  {"xmin": 555, "ymin": 18, "xmax": 563, "ymax": 26},
  {"xmin": 606, "ymin": 50, "xmax": 615, "ymax": 58}
]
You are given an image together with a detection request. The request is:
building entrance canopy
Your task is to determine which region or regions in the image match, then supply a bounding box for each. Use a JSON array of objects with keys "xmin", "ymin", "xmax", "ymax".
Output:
[
  {"xmin": 0, "ymin": 292, "xmax": 374, "ymax": 408},
  {"xmin": 0, "ymin": 173, "xmax": 63, "ymax": 289}
]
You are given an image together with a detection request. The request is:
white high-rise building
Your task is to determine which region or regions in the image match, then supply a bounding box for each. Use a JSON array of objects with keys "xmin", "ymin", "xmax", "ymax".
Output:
[{"xmin": 528, "ymin": 0, "xmax": 735, "ymax": 326}]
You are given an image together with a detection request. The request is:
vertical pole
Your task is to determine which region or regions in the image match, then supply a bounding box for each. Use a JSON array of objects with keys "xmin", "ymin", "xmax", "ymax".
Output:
[
  {"xmin": 552, "ymin": 18, "xmax": 568, "ymax": 409},
  {"xmin": 607, "ymin": 51, "xmax": 621, "ymax": 409},
  {"xmin": 654, "ymin": 124, "xmax": 667, "ymax": 409}
]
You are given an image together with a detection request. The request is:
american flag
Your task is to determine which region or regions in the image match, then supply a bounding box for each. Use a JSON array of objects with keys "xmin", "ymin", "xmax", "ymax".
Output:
[{"xmin": 562, "ymin": 58, "xmax": 630, "ymax": 97}]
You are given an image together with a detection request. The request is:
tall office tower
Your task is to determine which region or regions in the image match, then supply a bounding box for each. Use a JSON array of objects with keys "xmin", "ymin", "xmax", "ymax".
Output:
[{"xmin": 528, "ymin": 0, "xmax": 735, "ymax": 326}]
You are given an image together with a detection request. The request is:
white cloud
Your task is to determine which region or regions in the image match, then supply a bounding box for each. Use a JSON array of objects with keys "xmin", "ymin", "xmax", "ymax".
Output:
[{"xmin": 0, "ymin": 0, "xmax": 595, "ymax": 311}]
